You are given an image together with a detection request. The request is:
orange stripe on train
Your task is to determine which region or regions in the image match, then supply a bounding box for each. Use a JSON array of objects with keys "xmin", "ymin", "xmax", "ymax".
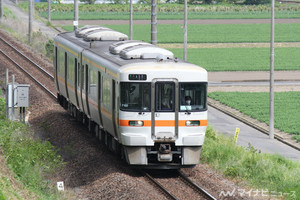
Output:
[{"xmin": 119, "ymin": 120, "xmax": 208, "ymax": 127}]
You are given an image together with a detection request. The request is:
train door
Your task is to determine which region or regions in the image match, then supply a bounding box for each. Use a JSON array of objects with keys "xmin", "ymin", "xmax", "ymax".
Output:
[
  {"xmin": 112, "ymin": 80, "xmax": 118, "ymax": 137},
  {"xmin": 85, "ymin": 64, "xmax": 91, "ymax": 116},
  {"xmin": 54, "ymin": 47, "xmax": 60, "ymax": 91},
  {"xmin": 78, "ymin": 62, "xmax": 85, "ymax": 113},
  {"xmin": 97, "ymin": 72, "xmax": 103, "ymax": 127},
  {"xmin": 64, "ymin": 52, "xmax": 69, "ymax": 99},
  {"xmin": 151, "ymin": 79, "xmax": 179, "ymax": 140},
  {"xmin": 74, "ymin": 58, "xmax": 79, "ymax": 107}
]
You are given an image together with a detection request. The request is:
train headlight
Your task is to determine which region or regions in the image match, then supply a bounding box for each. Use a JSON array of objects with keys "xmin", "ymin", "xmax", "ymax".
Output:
[
  {"xmin": 129, "ymin": 120, "xmax": 144, "ymax": 126},
  {"xmin": 186, "ymin": 120, "xmax": 200, "ymax": 126}
]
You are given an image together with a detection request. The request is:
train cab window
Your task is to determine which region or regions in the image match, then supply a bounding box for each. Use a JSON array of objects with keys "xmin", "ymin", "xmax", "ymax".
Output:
[
  {"xmin": 180, "ymin": 83, "xmax": 207, "ymax": 112},
  {"xmin": 120, "ymin": 82, "xmax": 151, "ymax": 112},
  {"xmin": 156, "ymin": 82, "xmax": 175, "ymax": 112}
]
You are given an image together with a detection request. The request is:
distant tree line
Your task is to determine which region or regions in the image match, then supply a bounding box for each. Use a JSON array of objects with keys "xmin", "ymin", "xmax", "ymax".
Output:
[{"xmin": 81, "ymin": 0, "xmax": 271, "ymax": 5}]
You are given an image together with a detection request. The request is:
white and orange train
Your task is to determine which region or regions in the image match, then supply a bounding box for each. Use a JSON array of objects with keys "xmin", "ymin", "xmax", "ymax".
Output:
[{"xmin": 53, "ymin": 26, "xmax": 208, "ymax": 169}]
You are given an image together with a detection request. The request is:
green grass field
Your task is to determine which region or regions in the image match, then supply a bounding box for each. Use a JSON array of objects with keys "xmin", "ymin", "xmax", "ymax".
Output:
[
  {"xmin": 208, "ymin": 92, "xmax": 300, "ymax": 141},
  {"xmin": 62, "ymin": 23, "xmax": 300, "ymax": 43},
  {"xmin": 170, "ymin": 47, "xmax": 300, "ymax": 71}
]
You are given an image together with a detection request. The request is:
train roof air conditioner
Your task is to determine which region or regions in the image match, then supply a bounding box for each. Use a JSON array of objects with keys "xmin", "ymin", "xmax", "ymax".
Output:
[
  {"xmin": 75, "ymin": 25, "xmax": 111, "ymax": 38},
  {"xmin": 120, "ymin": 45, "xmax": 174, "ymax": 60},
  {"xmin": 83, "ymin": 30, "xmax": 128, "ymax": 41},
  {"xmin": 109, "ymin": 40, "xmax": 150, "ymax": 55}
]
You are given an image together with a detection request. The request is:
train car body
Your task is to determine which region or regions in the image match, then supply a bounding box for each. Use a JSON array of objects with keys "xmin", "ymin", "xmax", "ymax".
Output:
[{"xmin": 53, "ymin": 26, "xmax": 208, "ymax": 169}]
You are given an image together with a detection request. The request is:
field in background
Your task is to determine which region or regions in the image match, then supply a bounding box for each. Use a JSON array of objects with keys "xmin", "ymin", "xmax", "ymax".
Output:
[
  {"xmin": 17, "ymin": 2, "xmax": 300, "ymax": 20},
  {"xmin": 41, "ymin": 10, "xmax": 300, "ymax": 20},
  {"xmin": 61, "ymin": 23, "xmax": 300, "ymax": 43},
  {"xmin": 208, "ymin": 92, "xmax": 300, "ymax": 141},
  {"xmin": 170, "ymin": 47, "xmax": 300, "ymax": 71}
]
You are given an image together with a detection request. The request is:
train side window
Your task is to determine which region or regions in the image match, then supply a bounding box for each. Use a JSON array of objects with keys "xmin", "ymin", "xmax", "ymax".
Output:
[
  {"xmin": 68, "ymin": 55, "xmax": 75, "ymax": 82},
  {"xmin": 89, "ymin": 68, "xmax": 97, "ymax": 100},
  {"xmin": 58, "ymin": 50, "xmax": 64, "ymax": 75},
  {"xmin": 103, "ymin": 76, "xmax": 111, "ymax": 107},
  {"xmin": 78, "ymin": 63, "xmax": 81, "ymax": 87}
]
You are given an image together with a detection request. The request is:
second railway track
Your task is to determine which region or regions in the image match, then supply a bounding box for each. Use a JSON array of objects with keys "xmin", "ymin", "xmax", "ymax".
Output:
[
  {"xmin": 0, "ymin": 34, "xmax": 57, "ymax": 99},
  {"xmin": 144, "ymin": 170, "xmax": 217, "ymax": 200}
]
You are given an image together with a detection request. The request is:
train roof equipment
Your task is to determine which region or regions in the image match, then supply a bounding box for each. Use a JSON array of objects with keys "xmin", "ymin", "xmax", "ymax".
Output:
[
  {"xmin": 83, "ymin": 29, "xmax": 128, "ymax": 41},
  {"xmin": 109, "ymin": 40, "xmax": 149, "ymax": 55},
  {"xmin": 75, "ymin": 25, "xmax": 111, "ymax": 38}
]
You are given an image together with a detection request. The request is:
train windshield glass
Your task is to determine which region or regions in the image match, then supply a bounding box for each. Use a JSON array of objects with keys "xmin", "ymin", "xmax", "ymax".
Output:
[
  {"xmin": 180, "ymin": 83, "xmax": 207, "ymax": 112},
  {"xmin": 120, "ymin": 82, "xmax": 151, "ymax": 112}
]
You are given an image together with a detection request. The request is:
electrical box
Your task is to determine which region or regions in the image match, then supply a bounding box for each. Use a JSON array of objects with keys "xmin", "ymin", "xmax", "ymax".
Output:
[
  {"xmin": 17, "ymin": 84, "xmax": 30, "ymax": 107},
  {"xmin": 7, "ymin": 84, "xmax": 30, "ymax": 108}
]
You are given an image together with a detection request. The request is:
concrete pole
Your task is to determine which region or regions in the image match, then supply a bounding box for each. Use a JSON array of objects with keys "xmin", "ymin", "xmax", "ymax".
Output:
[
  {"xmin": 183, "ymin": 0, "xmax": 187, "ymax": 61},
  {"xmin": 74, "ymin": 0, "xmax": 79, "ymax": 30},
  {"xmin": 48, "ymin": 0, "xmax": 51, "ymax": 23},
  {"xmin": 129, "ymin": 0, "xmax": 133, "ymax": 40},
  {"xmin": 151, "ymin": 0, "xmax": 157, "ymax": 45},
  {"xmin": 269, "ymin": 0, "xmax": 275, "ymax": 139},
  {"xmin": 0, "ymin": 0, "xmax": 3, "ymax": 22},
  {"xmin": 28, "ymin": 0, "xmax": 33, "ymax": 43}
]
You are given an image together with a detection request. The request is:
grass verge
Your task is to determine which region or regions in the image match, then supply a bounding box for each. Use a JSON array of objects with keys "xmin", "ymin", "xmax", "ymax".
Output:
[
  {"xmin": 207, "ymin": 92, "xmax": 300, "ymax": 141},
  {"xmin": 202, "ymin": 126, "xmax": 300, "ymax": 199},
  {"xmin": 61, "ymin": 23, "xmax": 300, "ymax": 43},
  {"xmin": 0, "ymin": 98, "xmax": 64, "ymax": 199},
  {"xmin": 170, "ymin": 47, "xmax": 300, "ymax": 71}
]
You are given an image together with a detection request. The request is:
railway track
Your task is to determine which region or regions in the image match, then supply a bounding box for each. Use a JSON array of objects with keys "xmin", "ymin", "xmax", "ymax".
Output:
[
  {"xmin": 0, "ymin": 35, "xmax": 57, "ymax": 100},
  {"xmin": 143, "ymin": 170, "xmax": 217, "ymax": 200}
]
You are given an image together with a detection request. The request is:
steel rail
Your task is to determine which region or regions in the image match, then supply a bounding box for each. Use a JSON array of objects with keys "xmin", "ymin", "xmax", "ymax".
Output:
[
  {"xmin": 178, "ymin": 171, "xmax": 217, "ymax": 200},
  {"xmin": 144, "ymin": 172, "xmax": 178, "ymax": 200},
  {"xmin": 0, "ymin": 36, "xmax": 54, "ymax": 79},
  {"xmin": 0, "ymin": 50, "xmax": 57, "ymax": 100}
]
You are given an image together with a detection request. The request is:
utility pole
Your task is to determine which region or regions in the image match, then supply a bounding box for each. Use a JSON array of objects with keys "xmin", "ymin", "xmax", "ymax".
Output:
[
  {"xmin": 151, "ymin": 0, "xmax": 157, "ymax": 45},
  {"xmin": 28, "ymin": 0, "xmax": 33, "ymax": 43},
  {"xmin": 269, "ymin": 0, "xmax": 275, "ymax": 139},
  {"xmin": 129, "ymin": 0, "xmax": 133, "ymax": 40},
  {"xmin": 74, "ymin": 0, "xmax": 79, "ymax": 30},
  {"xmin": 48, "ymin": 0, "xmax": 51, "ymax": 24},
  {"xmin": 0, "ymin": 0, "xmax": 3, "ymax": 22},
  {"xmin": 183, "ymin": 0, "xmax": 187, "ymax": 61}
]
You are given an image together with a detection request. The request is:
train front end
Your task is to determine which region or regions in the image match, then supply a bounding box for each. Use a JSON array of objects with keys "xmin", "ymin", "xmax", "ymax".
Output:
[{"xmin": 118, "ymin": 62, "xmax": 208, "ymax": 169}]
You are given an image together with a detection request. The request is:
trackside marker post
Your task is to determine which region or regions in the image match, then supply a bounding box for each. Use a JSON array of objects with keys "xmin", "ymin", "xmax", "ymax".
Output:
[
  {"xmin": 57, "ymin": 181, "xmax": 64, "ymax": 191},
  {"xmin": 234, "ymin": 128, "xmax": 240, "ymax": 144}
]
